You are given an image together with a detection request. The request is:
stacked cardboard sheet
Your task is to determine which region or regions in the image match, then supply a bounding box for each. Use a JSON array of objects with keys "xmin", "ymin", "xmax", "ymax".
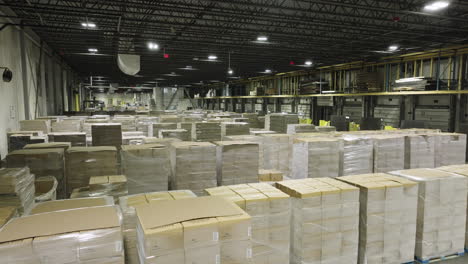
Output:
[
  {"xmin": 92, "ymin": 123, "xmax": 122, "ymax": 148},
  {"xmin": 214, "ymin": 141, "xmax": 259, "ymax": 186},
  {"xmin": 221, "ymin": 122, "xmax": 250, "ymax": 137},
  {"xmin": 242, "ymin": 113, "xmax": 264, "ymax": 129},
  {"xmin": 338, "ymin": 173, "xmax": 418, "ymax": 264},
  {"xmin": 371, "ymin": 135, "xmax": 405, "ymax": 173},
  {"xmin": 0, "ymin": 207, "xmax": 16, "ymax": 228},
  {"xmin": 152, "ymin": 123, "xmax": 177, "ymax": 137},
  {"xmin": 258, "ymin": 169, "xmax": 283, "ymax": 182},
  {"xmin": 66, "ymin": 146, "xmax": 118, "ymax": 196},
  {"xmin": 286, "ymin": 124, "xmax": 316, "ymax": 134},
  {"xmin": 83, "ymin": 119, "xmax": 109, "ymax": 137},
  {"xmin": 51, "ymin": 120, "xmax": 82, "ymax": 132},
  {"xmin": 177, "ymin": 122, "xmax": 193, "ymax": 136},
  {"xmin": 159, "ymin": 129, "xmax": 190, "ymax": 141},
  {"xmin": 20, "ymin": 120, "xmax": 51, "ymax": 134},
  {"xmin": 142, "ymin": 137, "xmax": 181, "ymax": 146},
  {"xmin": 170, "ymin": 142, "xmax": 217, "ymax": 196},
  {"xmin": 7, "ymin": 131, "xmax": 47, "ymax": 152},
  {"xmin": 276, "ymin": 178, "xmax": 360, "ymax": 264},
  {"xmin": 0, "ymin": 168, "xmax": 35, "ymax": 215},
  {"xmin": 206, "ymin": 183, "xmax": 290, "ymax": 264},
  {"xmin": 404, "ymin": 134, "xmax": 436, "ymax": 169},
  {"xmin": 0, "ymin": 206, "xmax": 124, "ymax": 264},
  {"xmin": 112, "ymin": 116, "xmax": 136, "ymax": 131},
  {"xmin": 6, "ymin": 148, "xmax": 66, "ymax": 199},
  {"xmin": 342, "ymin": 136, "xmax": 373, "ymax": 176},
  {"xmin": 265, "ymin": 113, "xmax": 299, "ymax": 133},
  {"xmin": 261, "ymin": 134, "xmax": 290, "ymax": 175},
  {"xmin": 48, "ymin": 132, "xmax": 87, "ymax": 146},
  {"xmin": 23, "ymin": 142, "xmax": 71, "ymax": 151},
  {"xmin": 119, "ymin": 190, "xmax": 196, "ymax": 264},
  {"xmin": 291, "ymin": 137, "xmax": 343, "ymax": 179},
  {"xmin": 30, "ymin": 196, "xmax": 114, "ymax": 215},
  {"xmin": 224, "ymin": 135, "xmax": 265, "ymax": 169},
  {"xmin": 434, "ymin": 133, "xmax": 467, "ymax": 167},
  {"xmin": 159, "ymin": 115, "xmax": 181, "ymax": 123},
  {"xmin": 121, "ymin": 144, "xmax": 171, "ymax": 194},
  {"xmin": 136, "ymin": 117, "xmax": 159, "ymax": 136},
  {"xmin": 191, "ymin": 122, "xmax": 222, "ymax": 141},
  {"xmin": 389, "ymin": 169, "xmax": 467, "ymax": 261},
  {"xmin": 135, "ymin": 196, "xmax": 251, "ymax": 264}
]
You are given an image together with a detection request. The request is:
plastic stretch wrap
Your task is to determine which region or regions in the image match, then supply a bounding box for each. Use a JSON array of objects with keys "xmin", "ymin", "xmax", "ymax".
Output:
[
  {"xmin": 341, "ymin": 136, "xmax": 373, "ymax": 176},
  {"xmin": 170, "ymin": 142, "xmax": 217, "ymax": 196},
  {"xmin": 404, "ymin": 134, "xmax": 435, "ymax": 169},
  {"xmin": 51, "ymin": 119, "xmax": 82, "ymax": 132},
  {"xmin": 112, "ymin": 116, "xmax": 136, "ymax": 131},
  {"xmin": 177, "ymin": 122, "xmax": 193, "ymax": 136},
  {"xmin": 121, "ymin": 144, "xmax": 171, "ymax": 194},
  {"xmin": 35, "ymin": 176, "xmax": 58, "ymax": 202},
  {"xmin": 66, "ymin": 147, "xmax": 118, "ymax": 196},
  {"xmin": 84, "ymin": 175, "xmax": 128, "ymax": 200},
  {"xmin": 83, "ymin": 118, "xmax": 109, "ymax": 136},
  {"xmin": 433, "ymin": 133, "xmax": 467, "ymax": 167},
  {"xmin": 159, "ymin": 115, "xmax": 182, "ymax": 123},
  {"xmin": 265, "ymin": 113, "xmax": 299, "ymax": 133},
  {"xmin": 291, "ymin": 137, "xmax": 342, "ymax": 179},
  {"xmin": 215, "ymin": 141, "xmax": 259, "ymax": 186},
  {"xmin": 91, "ymin": 123, "xmax": 122, "ymax": 148},
  {"xmin": 152, "ymin": 123, "xmax": 177, "ymax": 137},
  {"xmin": 119, "ymin": 190, "xmax": 197, "ymax": 264},
  {"xmin": 0, "ymin": 167, "xmax": 35, "ymax": 215},
  {"xmin": 337, "ymin": 173, "xmax": 418, "ymax": 264},
  {"xmin": 20, "ymin": 120, "xmax": 51, "ymax": 134},
  {"xmin": 136, "ymin": 117, "xmax": 159, "ymax": 137},
  {"xmin": 49, "ymin": 132, "xmax": 87, "ymax": 146},
  {"xmin": 261, "ymin": 134, "xmax": 290, "ymax": 176},
  {"xmin": 221, "ymin": 122, "xmax": 250, "ymax": 137},
  {"xmin": 159, "ymin": 129, "xmax": 190, "ymax": 141},
  {"xmin": 371, "ymin": 135, "xmax": 405, "ymax": 173},
  {"xmin": 389, "ymin": 169, "xmax": 467, "ymax": 261},
  {"xmin": 205, "ymin": 183, "xmax": 291, "ymax": 264},
  {"xmin": 122, "ymin": 133, "xmax": 146, "ymax": 145},
  {"xmin": 223, "ymin": 135, "xmax": 265, "ymax": 169},
  {"xmin": 191, "ymin": 122, "xmax": 222, "ymax": 141},
  {"xmin": 0, "ymin": 205, "xmax": 124, "ymax": 264},
  {"xmin": 276, "ymin": 178, "xmax": 360, "ymax": 264},
  {"xmin": 287, "ymin": 124, "xmax": 316, "ymax": 134},
  {"xmin": 142, "ymin": 137, "xmax": 181, "ymax": 146},
  {"xmin": 315, "ymin": 126, "xmax": 336, "ymax": 132},
  {"xmin": 6, "ymin": 148, "xmax": 65, "ymax": 199}
]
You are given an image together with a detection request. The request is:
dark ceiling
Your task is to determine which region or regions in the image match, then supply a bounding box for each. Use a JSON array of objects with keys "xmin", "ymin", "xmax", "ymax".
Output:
[{"xmin": 2, "ymin": 0, "xmax": 468, "ymax": 88}]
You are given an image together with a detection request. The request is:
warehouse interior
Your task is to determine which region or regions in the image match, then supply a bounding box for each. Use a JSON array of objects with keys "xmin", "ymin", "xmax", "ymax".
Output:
[{"xmin": 1, "ymin": 1, "xmax": 468, "ymax": 263}]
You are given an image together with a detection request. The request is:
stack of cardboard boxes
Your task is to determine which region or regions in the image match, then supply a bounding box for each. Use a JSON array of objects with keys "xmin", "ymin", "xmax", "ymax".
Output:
[
  {"xmin": 48, "ymin": 132, "xmax": 87, "ymax": 146},
  {"xmin": 434, "ymin": 133, "xmax": 467, "ymax": 167},
  {"xmin": 341, "ymin": 136, "xmax": 373, "ymax": 176},
  {"xmin": 191, "ymin": 122, "xmax": 222, "ymax": 141},
  {"xmin": 51, "ymin": 119, "xmax": 82, "ymax": 132},
  {"xmin": 221, "ymin": 122, "xmax": 250, "ymax": 137},
  {"xmin": 215, "ymin": 141, "xmax": 259, "ymax": 186},
  {"xmin": 159, "ymin": 129, "xmax": 190, "ymax": 141},
  {"xmin": 265, "ymin": 113, "xmax": 299, "ymax": 133},
  {"xmin": 19, "ymin": 120, "xmax": 51, "ymax": 134},
  {"xmin": 261, "ymin": 134, "xmax": 290, "ymax": 176},
  {"xmin": 286, "ymin": 124, "xmax": 316, "ymax": 134},
  {"xmin": 371, "ymin": 135, "xmax": 405, "ymax": 173},
  {"xmin": 152, "ymin": 123, "xmax": 177, "ymax": 137},
  {"xmin": 404, "ymin": 135, "xmax": 435, "ymax": 169},
  {"xmin": 92, "ymin": 123, "xmax": 123, "ymax": 148},
  {"xmin": 0, "ymin": 168, "xmax": 35, "ymax": 215}
]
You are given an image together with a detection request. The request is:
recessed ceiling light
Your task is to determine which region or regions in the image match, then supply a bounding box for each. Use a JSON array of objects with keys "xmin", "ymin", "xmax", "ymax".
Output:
[
  {"xmin": 257, "ymin": 36, "xmax": 268, "ymax": 41},
  {"xmin": 88, "ymin": 48, "xmax": 98, "ymax": 53},
  {"xmin": 208, "ymin": 55, "xmax": 218, "ymax": 60},
  {"xmin": 147, "ymin": 42, "xmax": 159, "ymax": 50},
  {"xmin": 388, "ymin": 45, "xmax": 399, "ymax": 51},
  {"xmin": 305, "ymin": 60, "xmax": 313, "ymax": 66},
  {"xmin": 424, "ymin": 1, "xmax": 450, "ymax": 11},
  {"xmin": 81, "ymin": 22, "xmax": 96, "ymax": 28}
]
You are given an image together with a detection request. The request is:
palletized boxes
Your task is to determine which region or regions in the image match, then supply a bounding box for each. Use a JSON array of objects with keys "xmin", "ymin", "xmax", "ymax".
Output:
[
  {"xmin": 224, "ymin": 135, "xmax": 264, "ymax": 168},
  {"xmin": 120, "ymin": 144, "xmax": 171, "ymax": 194},
  {"xmin": 265, "ymin": 113, "xmax": 299, "ymax": 133},
  {"xmin": 92, "ymin": 123, "xmax": 123, "ymax": 148},
  {"xmin": 152, "ymin": 123, "xmax": 177, "ymax": 137},
  {"xmin": 0, "ymin": 206, "xmax": 124, "ymax": 264},
  {"xmin": 159, "ymin": 129, "xmax": 190, "ymax": 141},
  {"xmin": 214, "ymin": 141, "xmax": 259, "ymax": 186},
  {"xmin": 337, "ymin": 173, "xmax": 418, "ymax": 264},
  {"xmin": 287, "ymin": 124, "xmax": 316, "ymax": 134},
  {"xmin": 192, "ymin": 122, "xmax": 222, "ymax": 141},
  {"xmin": 119, "ymin": 190, "xmax": 196, "ymax": 264},
  {"xmin": 51, "ymin": 119, "xmax": 82, "ymax": 132},
  {"xmin": 242, "ymin": 113, "xmax": 263, "ymax": 129},
  {"xmin": 221, "ymin": 122, "xmax": 250, "ymax": 137},
  {"xmin": 6, "ymin": 148, "xmax": 66, "ymax": 199},
  {"xmin": 20, "ymin": 120, "xmax": 51, "ymax": 134},
  {"xmin": 170, "ymin": 142, "xmax": 217, "ymax": 196},
  {"xmin": 177, "ymin": 122, "xmax": 193, "ymax": 136},
  {"xmin": 370, "ymin": 135, "xmax": 405, "ymax": 173},
  {"xmin": 135, "ymin": 196, "xmax": 252, "ymax": 264},
  {"xmin": 88, "ymin": 175, "xmax": 128, "ymax": 199},
  {"xmin": 276, "ymin": 178, "xmax": 360, "ymax": 264},
  {"xmin": 261, "ymin": 134, "xmax": 290, "ymax": 176},
  {"xmin": 389, "ymin": 169, "xmax": 467, "ymax": 261},
  {"xmin": 291, "ymin": 137, "xmax": 342, "ymax": 179},
  {"xmin": 112, "ymin": 116, "xmax": 136, "ymax": 131},
  {"xmin": 66, "ymin": 146, "xmax": 118, "ymax": 196},
  {"xmin": 49, "ymin": 132, "xmax": 87, "ymax": 146},
  {"xmin": 0, "ymin": 168, "xmax": 35, "ymax": 215},
  {"xmin": 433, "ymin": 133, "xmax": 467, "ymax": 167},
  {"xmin": 404, "ymin": 134, "xmax": 435, "ymax": 169},
  {"xmin": 341, "ymin": 136, "xmax": 373, "ymax": 176},
  {"xmin": 205, "ymin": 183, "xmax": 291, "ymax": 264}
]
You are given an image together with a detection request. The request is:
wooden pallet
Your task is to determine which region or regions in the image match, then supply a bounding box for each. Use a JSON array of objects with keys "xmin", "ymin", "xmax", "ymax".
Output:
[{"xmin": 415, "ymin": 252, "xmax": 465, "ymax": 263}]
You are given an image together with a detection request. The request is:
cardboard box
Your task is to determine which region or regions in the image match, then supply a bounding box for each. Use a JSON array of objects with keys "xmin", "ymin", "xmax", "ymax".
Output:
[
  {"xmin": 48, "ymin": 132, "xmax": 87, "ymax": 147},
  {"xmin": 88, "ymin": 175, "xmax": 128, "ymax": 199},
  {"xmin": 24, "ymin": 142, "xmax": 71, "ymax": 151},
  {"xmin": 404, "ymin": 134, "xmax": 435, "ymax": 169},
  {"xmin": 261, "ymin": 134, "xmax": 290, "ymax": 176},
  {"xmin": 191, "ymin": 122, "xmax": 222, "ymax": 141},
  {"xmin": 221, "ymin": 122, "xmax": 250, "ymax": 137},
  {"xmin": 31, "ymin": 196, "xmax": 114, "ymax": 215},
  {"xmin": 91, "ymin": 123, "xmax": 122, "ymax": 148},
  {"xmin": 0, "ymin": 207, "xmax": 16, "ymax": 228},
  {"xmin": 215, "ymin": 141, "xmax": 259, "ymax": 186}
]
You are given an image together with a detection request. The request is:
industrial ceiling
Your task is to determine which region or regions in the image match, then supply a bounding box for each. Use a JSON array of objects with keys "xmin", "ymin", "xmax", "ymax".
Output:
[{"xmin": 2, "ymin": 0, "xmax": 468, "ymax": 89}]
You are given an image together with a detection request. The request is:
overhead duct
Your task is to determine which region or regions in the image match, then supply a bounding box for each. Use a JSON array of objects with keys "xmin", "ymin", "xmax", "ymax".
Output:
[{"xmin": 117, "ymin": 54, "xmax": 140, "ymax": 76}]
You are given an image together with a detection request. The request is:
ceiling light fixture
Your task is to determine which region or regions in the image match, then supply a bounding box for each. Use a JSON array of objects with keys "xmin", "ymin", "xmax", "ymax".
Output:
[
  {"xmin": 81, "ymin": 22, "xmax": 96, "ymax": 28},
  {"xmin": 424, "ymin": 1, "xmax": 450, "ymax": 11},
  {"xmin": 257, "ymin": 36, "xmax": 268, "ymax": 42},
  {"xmin": 208, "ymin": 55, "xmax": 217, "ymax": 60},
  {"xmin": 228, "ymin": 69, "xmax": 234, "ymax": 75},
  {"xmin": 265, "ymin": 69, "xmax": 272, "ymax": 74},
  {"xmin": 147, "ymin": 42, "xmax": 159, "ymax": 50},
  {"xmin": 305, "ymin": 60, "xmax": 313, "ymax": 66},
  {"xmin": 227, "ymin": 51, "xmax": 234, "ymax": 75},
  {"xmin": 88, "ymin": 48, "xmax": 98, "ymax": 53},
  {"xmin": 388, "ymin": 45, "xmax": 399, "ymax": 51}
]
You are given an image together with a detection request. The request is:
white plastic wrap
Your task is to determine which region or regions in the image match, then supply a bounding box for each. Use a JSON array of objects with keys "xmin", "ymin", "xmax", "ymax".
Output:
[
  {"xmin": 433, "ymin": 133, "xmax": 467, "ymax": 167},
  {"xmin": 291, "ymin": 137, "xmax": 342, "ymax": 179},
  {"xmin": 152, "ymin": 123, "xmax": 177, "ymax": 137},
  {"xmin": 265, "ymin": 113, "xmax": 299, "ymax": 133},
  {"xmin": 371, "ymin": 135, "xmax": 405, "ymax": 173},
  {"xmin": 0, "ymin": 167, "xmax": 35, "ymax": 215},
  {"xmin": 338, "ymin": 173, "xmax": 418, "ymax": 264},
  {"xmin": 341, "ymin": 136, "xmax": 373, "ymax": 176},
  {"xmin": 221, "ymin": 122, "xmax": 250, "ymax": 136},
  {"xmin": 261, "ymin": 134, "xmax": 290, "ymax": 176},
  {"xmin": 158, "ymin": 129, "xmax": 190, "ymax": 141},
  {"xmin": 286, "ymin": 124, "xmax": 316, "ymax": 134},
  {"xmin": 276, "ymin": 178, "xmax": 359, "ymax": 264},
  {"xmin": 191, "ymin": 122, "xmax": 222, "ymax": 141},
  {"xmin": 389, "ymin": 169, "xmax": 467, "ymax": 261},
  {"xmin": 215, "ymin": 141, "xmax": 259, "ymax": 186},
  {"xmin": 404, "ymin": 134, "xmax": 435, "ymax": 169},
  {"xmin": 120, "ymin": 144, "xmax": 171, "ymax": 194}
]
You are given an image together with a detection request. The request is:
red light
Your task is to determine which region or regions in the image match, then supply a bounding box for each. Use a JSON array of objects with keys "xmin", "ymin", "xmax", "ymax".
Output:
[
  {"xmin": 164, "ymin": 54, "xmax": 170, "ymax": 58},
  {"xmin": 289, "ymin": 61, "xmax": 295, "ymax": 65}
]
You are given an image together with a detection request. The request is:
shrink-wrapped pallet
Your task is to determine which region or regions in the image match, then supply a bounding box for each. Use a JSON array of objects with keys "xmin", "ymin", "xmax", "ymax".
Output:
[
  {"xmin": 291, "ymin": 137, "xmax": 342, "ymax": 179},
  {"xmin": 261, "ymin": 134, "xmax": 290, "ymax": 176},
  {"xmin": 389, "ymin": 169, "xmax": 467, "ymax": 262},
  {"xmin": 6, "ymin": 148, "xmax": 65, "ymax": 199},
  {"xmin": 118, "ymin": 190, "xmax": 196, "ymax": 264},
  {"xmin": 250, "ymin": 130, "xmax": 276, "ymax": 136},
  {"xmin": 121, "ymin": 144, "xmax": 171, "ymax": 194},
  {"xmin": 48, "ymin": 132, "xmax": 87, "ymax": 146},
  {"xmin": 433, "ymin": 133, "xmax": 467, "ymax": 167},
  {"xmin": 337, "ymin": 173, "xmax": 418, "ymax": 264},
  {"xmin": 286, "ymin": 124, "xmax": 316, "ymax": 134},
  {"xmin": 221, "ymin": 122, "xmax": 250, "ymax": 136},
  {"xmin": 83, "ymin": 118, "xmax": 109, "ymax": 136},
  {"xmin": 214, "ymin": 141, "xmax": 259, "ymax": 186},
  {"xmin": 170, "ymin": 142, "xmax": 217, "ymax": 196},
  {"xmin": 224, "ymin": 135, "xmax": 265, "ymax": 169},
  {"xmin": 136, "ymin": 117, "xmax": 159, "ymax": 136},
  {"xmin": 92, "ymin": 123, "xmax": 122, "ymax": 148},
  {"xmin": 20, "ymin": 120, "xmax": 51, "ymax": 134},
  {"xmin": 265, "ymin": 113, "xmax": 299, "ymax": 133},
  {"xmin": 191, "ymin": 122, "xmax": 222, "ymax": 141},
  {"xmin": 87, "ymin": 175, "xmax": 128, "ymax": 200},
  {"xmin": 0, "ymin": 168, "xmax": 35, "ymax": 215},
  {"xmin": 142, "ymin": 137, "xmax": 181, "ymax": 146},
  {"xmin": 276, "ymin": 178, "xmax": 360, "ymax": 264},
  {"xmin": 51, "ymin": 120, "xmax": 82, "ymax": 132},
  {"xmin": 112, "ymin": 116, "xmax": 136, "ymax": 131},
  {"xmin": 404, "ymin": 134, "xmax": 435, "ymax": 169},
  {"xmin": 135, "ymin": 196, "xmax": 251, "ymax": 264},
  {"xmin": 66, "ymin": 147, "xmax": 118, "ymax": 196},
  {"xmin": 159, "ymin": 129, "xmax": 190, "ymax": 141},
  {"xmin": 177, "ymin": 122, "xmax": 193, "ymax": 136},
  {"xmin": 0, "ymin": 206, "xmax": 124, "ymax": 264},
  {"xmin": 371, "ymin": 135, "xmax": 405, "ymax": 173},
  {"xmin": 242, "ymin": 113, "xmax": 263, "ymax": 129},
  {"xmin": 341, "ymin": 136, "xmax": 373, "ymax": 176},
  {"xmin": 8, "ymin": 132, "xmax": 48, "ymax": 152},
  {"xmin": 152, "ymin": 123, "xmax": 177, "ymax": 137}
]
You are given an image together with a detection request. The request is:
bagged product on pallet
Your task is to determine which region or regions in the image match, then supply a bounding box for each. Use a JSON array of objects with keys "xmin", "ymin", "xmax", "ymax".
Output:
[
  {"xmin": 389, "ymin": 169, "xmax": 467, "ymax": 262},
  {"xmin": 404, "ymin": 134, "xmax": 435, "ymax": 169},
  {"xmin": 0, "ymin": 167, "xmax": 35, "ymax": 215},
  {"xmin": 341, "ymin": 136, "xmax": 373, "ymax": 176},
  {"xmin": 265, "ymin": 113, "xmax": 299, "ymax": 133},
  {"xmin": 433, "ymin": 133, "xmax": 467, "ymax": 167},
  {"xmin": 261, "ymin": 134, "xmax": 290, "ymax": 176},
  {"xmin": 338, "ymin": 173, "xmax": 418, "ymax": 264},
  {"xmin": 276, "ymin": 178, "xmax": 359, "ymax": 264},
  {"xmin": 291, "ymin": 137, "xmax": 342, "ymax": 179},
  {"xmin": 121, "ymin": 144, "xmax": 171, "ymax": 194},
  {"xmin": 371, "ymin": 135, "xmax": 405, "ymax": 173}
]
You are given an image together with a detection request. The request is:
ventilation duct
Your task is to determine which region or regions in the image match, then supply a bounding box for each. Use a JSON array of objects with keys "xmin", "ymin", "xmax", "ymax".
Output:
[{"xmin": 117, "ymin": 54, "xmax": 140, "ymax": 75}]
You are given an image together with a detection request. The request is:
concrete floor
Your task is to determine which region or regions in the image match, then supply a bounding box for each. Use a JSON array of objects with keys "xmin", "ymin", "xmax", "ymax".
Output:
[{"xmin": 439, "ymin": 254, "xmax": 467, "ymax": 263}]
